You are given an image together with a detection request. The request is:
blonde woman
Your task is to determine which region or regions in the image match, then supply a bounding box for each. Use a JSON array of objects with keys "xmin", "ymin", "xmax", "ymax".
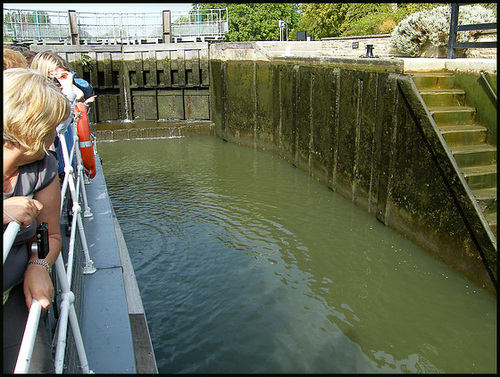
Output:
[
  {"xmin": 3, "ymin": 68, "xmax": 70, "ymax": 373},
  {"xmin": 30, "ymin": 50, "xmax": 84, "ymax": 99},
  {"xmin": 3, "ymin": 47, "xmax": 28, "ymax": 70},
  {"xmin": 30, "ymin": 50, "xmax": 82, "ymax": 177}
]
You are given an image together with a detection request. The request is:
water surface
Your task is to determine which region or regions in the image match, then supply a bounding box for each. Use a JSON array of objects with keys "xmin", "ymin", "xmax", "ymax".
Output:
[{"xmin": 98, "ymin": 136, "xmax": 496, "ymax": 373}]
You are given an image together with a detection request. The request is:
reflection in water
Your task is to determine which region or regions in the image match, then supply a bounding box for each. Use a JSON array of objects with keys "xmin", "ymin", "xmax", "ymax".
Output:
[{"xmin": 98, "ymin": 136, "xmax": 496, "ymax": 373}]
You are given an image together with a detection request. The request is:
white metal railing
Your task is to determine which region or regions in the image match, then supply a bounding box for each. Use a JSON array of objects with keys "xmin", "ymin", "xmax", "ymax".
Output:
[
  {"xmin": 3, "ymin": 98, "xmax": 97, "ymax": 373},
  {"xmin": 3, "ymin": 9, "xmax": 70, "ymax": 43},
  {"xmin": 3, "ymin": 7, "xmax": 229, "ymax": 45},
  {"xmin": 171, "ymin": 8, "xmax": 228, "ymax": 42},
  {"xmin": 75, "ymin": 11, "xmax": 163, "ymax": 44}
]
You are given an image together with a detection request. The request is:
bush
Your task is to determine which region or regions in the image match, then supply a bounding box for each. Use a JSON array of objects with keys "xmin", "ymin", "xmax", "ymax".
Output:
[{"xmin": 391, "ymin": 4, "xmax": 496, "ymax": 57}]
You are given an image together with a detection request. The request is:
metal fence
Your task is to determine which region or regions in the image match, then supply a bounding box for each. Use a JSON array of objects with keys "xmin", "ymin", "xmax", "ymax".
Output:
[
  {"xmin": 3, "ymin": 7, "xmax": 228, "ymax": 45},
  {"xmin": 75, "ymin": 12, "xmax": 163, "ymax": 44},
  {"xmin": 447, "ymin": 3, "xmax": 497, "ymax": 58},
  {"xmin": 3, "ymin": 9, "xmax": 70, "ymax": 43},
  {"xmin": 171, "ymin": 8, "xmax": 228, "ymax": 42}
]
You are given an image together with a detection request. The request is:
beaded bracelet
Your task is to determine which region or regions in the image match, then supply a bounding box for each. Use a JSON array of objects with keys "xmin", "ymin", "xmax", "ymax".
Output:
[{"xmin": 28, "ymin": 260, "xmax": 51, "ymax": 274}]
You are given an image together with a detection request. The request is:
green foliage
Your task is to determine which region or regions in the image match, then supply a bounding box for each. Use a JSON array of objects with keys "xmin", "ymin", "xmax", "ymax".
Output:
[
  {"xmin": 193, "ymin": 3, "xmax": 300, "ymax": 41},
  {"xmin": 297, "ymin": 3, "xmax": 446, "ymax": 40},
  {"xmin": 391, "ymin": 4, "xmax": 497, "ymax": 57},
  {"xmin": 297, "ymin": 3, "xmax": 349, "ymax": 39},
  {"xmin": 80, "ymin": 54, "xmax": 92, "ymax": 70}
]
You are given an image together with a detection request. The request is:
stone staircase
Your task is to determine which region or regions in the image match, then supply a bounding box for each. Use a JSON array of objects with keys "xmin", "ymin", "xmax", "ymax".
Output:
[{"xmin": 411, "ymin": 72, "xmax": 497, "ymax": 239}]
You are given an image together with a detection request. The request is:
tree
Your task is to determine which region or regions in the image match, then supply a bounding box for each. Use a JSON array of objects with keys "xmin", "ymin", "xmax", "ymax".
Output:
[
  {"xmin": 297, "ymin": 3, "xmax": 349, "ymax": 39},
  {"xmin": 193, "ymin": 3, "xmax": 301, "ymax": 41},
  {"xmin": 297, "ymin": 3, "xmax": 445, "ymax": 40}
]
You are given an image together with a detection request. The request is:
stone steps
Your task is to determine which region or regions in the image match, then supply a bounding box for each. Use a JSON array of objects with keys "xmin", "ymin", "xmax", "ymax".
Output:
[
  {"xmin": 411, "ymin": 72, "xmax": 456, "ymax": 89},
  {"xmin": 411, "ymin": 72, "xmax": 497, "ymax": 240},
  {"xmin": 438, "ymin": 124, "xmax": 488, "ymax": 146},
  {"xmin": 460, "ymin": 164, "xmax": 497, "ymax": 190},
  {"xmin": 472, "ymin": 187, "xmax": 497, "ymax": 213},
  {"xmin": 485, "ymin": 212, "xmax": 497, "ymax": 238},
  {"xmin": 428, "ymin": 106, "xmax": 476, "ymax": 125},
  {"xmin": 449, "ymin": 143, "xmax": 497, "ymax": 168},
  {"xmin": 419, "ymin": 88, "xmax": 466, "ymax": 107}
]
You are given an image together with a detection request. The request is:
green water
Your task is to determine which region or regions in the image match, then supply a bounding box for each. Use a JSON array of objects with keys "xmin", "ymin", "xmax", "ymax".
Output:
[{"xmin": 97, "ymin": 136, "xmax": 496, "ymax": 373}]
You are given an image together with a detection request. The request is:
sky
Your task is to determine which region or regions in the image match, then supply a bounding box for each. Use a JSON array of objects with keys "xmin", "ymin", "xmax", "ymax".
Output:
[{"xmin": 3, "ymin": 3, "xmax": 194, "ymax": 13}]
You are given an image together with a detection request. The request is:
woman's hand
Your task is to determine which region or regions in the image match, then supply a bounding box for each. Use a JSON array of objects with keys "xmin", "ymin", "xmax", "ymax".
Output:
[
  {"xmin": 23, "ymin": 176, "xmax": 62, "ymax": 311},
  {"xmin": 3, "ymin": 196, "xmax": 43, "ymax": 227},
  {"xmin": 23, "ymin": 263, "xmax": 54, "ymax": 310}
]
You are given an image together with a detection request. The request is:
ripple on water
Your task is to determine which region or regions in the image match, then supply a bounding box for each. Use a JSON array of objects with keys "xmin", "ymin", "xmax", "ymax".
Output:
[{"xmin": 99, "ymin": 137, "xmax": 497, "ymax": 374}]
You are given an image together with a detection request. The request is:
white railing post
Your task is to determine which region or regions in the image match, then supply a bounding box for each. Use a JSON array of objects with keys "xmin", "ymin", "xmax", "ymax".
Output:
[
  {"xmin": 13, "ymin": 300, "xmax": 42, "ymax": 373},
  {"xmin": 53, "ymin": 255, "xmax": 94, "ymax": 374},
  {"xmin": 58, "ymin": 133, "xmax": 96, "ymax": 275}
]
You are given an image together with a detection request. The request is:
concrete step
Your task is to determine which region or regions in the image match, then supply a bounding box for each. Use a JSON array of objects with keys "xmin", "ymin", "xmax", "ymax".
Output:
[
  {"xmin": 461, "ymin": 164, "xmax": 497, "ymax": 190},
  {"xmin": 429, "ymin": 106, "xmax": 476, "ymax": 125},
  {"xmin": 450, "ymin": 143, "xmax": 497, "ymax": 167},
  {"xmin": 411, "ymin": 73, "xmax": 456, "ymax": 90},
  {"xmin": 472, "ymin": 187, "xmax": 497, "ymax": 213},
  {"xmin": 439, "ymin": 124, "xmax": 488, "ymax": 146},
  {"xmin": 485, "ymin": 211, "xmax": 497, "ymax": 239},
  {"xmin": 420, "ymin": 89, "xmax": 466, "ymax": 107}
]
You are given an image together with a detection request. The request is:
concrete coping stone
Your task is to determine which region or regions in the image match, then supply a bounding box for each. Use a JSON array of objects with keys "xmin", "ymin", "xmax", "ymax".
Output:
[{"xmin": 401, "ymin": 58, "xmax": 497, "ymax": 75}]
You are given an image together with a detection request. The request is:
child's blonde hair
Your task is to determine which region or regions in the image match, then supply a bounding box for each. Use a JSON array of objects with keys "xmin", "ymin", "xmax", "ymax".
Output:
[
  {"xmin": 3, "ymin": 68, "xmax": 70, "ymax": 155},
  {"xmin": 30, "ymin": 50, "xmax": 70, "ymax": 78}
]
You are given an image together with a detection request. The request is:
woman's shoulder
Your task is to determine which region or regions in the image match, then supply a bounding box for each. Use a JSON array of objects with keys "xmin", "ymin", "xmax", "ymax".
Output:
[{"xmin": 17, "ymin": 152, "xmax": 59, "ymax": 195}]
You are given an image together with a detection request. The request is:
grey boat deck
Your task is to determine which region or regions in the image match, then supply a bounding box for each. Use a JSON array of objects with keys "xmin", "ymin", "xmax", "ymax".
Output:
[{"xmin": 73, "ymin": 151, "xmax": 157, "ymax": 373}]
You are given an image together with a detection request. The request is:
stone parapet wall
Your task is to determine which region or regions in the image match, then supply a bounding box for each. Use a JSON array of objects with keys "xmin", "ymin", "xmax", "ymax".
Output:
[
  {"xmin": 322, "ymin": 32, "xmax": 497, "ymax": 59},
  {"xmin": 466, "ymin": 30, "xmax": 497, "ymax": 59},
  {"xmin": 322, "ymin": 34, "xmax": 401, "ymax": 58}
]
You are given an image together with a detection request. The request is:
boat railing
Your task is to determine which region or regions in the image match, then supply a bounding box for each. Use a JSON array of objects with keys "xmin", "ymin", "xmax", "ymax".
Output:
[{"xmin": 3, "ymin": 98, "xmax": 97, "ymax": 373}]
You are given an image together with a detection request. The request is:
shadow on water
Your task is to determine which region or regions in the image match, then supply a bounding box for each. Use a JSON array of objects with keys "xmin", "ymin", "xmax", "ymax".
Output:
[{"xmin": 98, "ymin": 136, "xmax": 496, "ymax": 374}]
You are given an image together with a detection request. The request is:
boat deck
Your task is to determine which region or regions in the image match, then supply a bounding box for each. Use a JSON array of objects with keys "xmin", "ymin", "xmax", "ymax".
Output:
[{"xmin": 61, "ymin": 151, "xmax": 157, "ymax": 373}]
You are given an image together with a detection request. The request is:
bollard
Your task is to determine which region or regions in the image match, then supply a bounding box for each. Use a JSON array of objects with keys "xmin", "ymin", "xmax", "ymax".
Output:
[{"xmin": 360, "ymin": 44, "xmax": 379, "ymax": 58}]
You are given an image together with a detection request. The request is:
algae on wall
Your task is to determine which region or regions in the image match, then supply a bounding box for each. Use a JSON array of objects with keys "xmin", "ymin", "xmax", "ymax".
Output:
[
  {"xmin": 210, "ymin": 56, "xmax": 496, "ymax": 293},
  {"xmin": 454, "ymin": 73, "xmax": 497, "ymax": 146}
]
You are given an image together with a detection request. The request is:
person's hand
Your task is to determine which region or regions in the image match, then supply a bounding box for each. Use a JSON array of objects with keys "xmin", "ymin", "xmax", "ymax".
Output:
[
  {"xmin": 84, "ymin": 95, "xmax": 97, "ymax": 105},
  {"xmin": 3, "ymin": 196, "xmax": 43, "ymax": 227},
  {"xmin": 24, "ymin": 263, "xmax": 54, "ymax": 310}
]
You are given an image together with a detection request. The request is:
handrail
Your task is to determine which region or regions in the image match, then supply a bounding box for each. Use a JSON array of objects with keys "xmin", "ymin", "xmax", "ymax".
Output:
[
  {"xmin": 4, "ymin": 100, "xmax": 96, "ymax": 373},
  {"xmin": 3, "ymin": 221, "xmax": 21, "ymax": 263},
  {"xmin": 480, "ymin": 71, "xmax": 497, "ymax": 101},
  {"xmin": 13, "ymin": 300, "xmax": 42, "ymax": 373}
]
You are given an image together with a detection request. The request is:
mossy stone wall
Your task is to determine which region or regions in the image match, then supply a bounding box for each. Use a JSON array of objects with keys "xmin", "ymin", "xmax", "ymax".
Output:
[{"xmin": 210, "ymin": 57, "xmax": 496, "ymax": 293}]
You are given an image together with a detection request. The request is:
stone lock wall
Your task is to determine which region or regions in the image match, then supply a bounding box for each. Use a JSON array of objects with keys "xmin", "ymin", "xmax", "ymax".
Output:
[{"xmin": 210, "ymin": 50, "xmax": 496, "ymax": 293}]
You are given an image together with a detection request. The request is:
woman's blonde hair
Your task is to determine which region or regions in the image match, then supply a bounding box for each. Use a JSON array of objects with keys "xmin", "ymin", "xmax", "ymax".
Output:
[
  {"xmin": 30, "ymin": 50, "xmax": 70, "ymax": 78},
  {"xmin": 3, "ymin": 48, "xmax": 28, "ymax": 70},
  {"xmin": 3, "ymin": 68, "xmax": 70, "ymax": 155}
]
